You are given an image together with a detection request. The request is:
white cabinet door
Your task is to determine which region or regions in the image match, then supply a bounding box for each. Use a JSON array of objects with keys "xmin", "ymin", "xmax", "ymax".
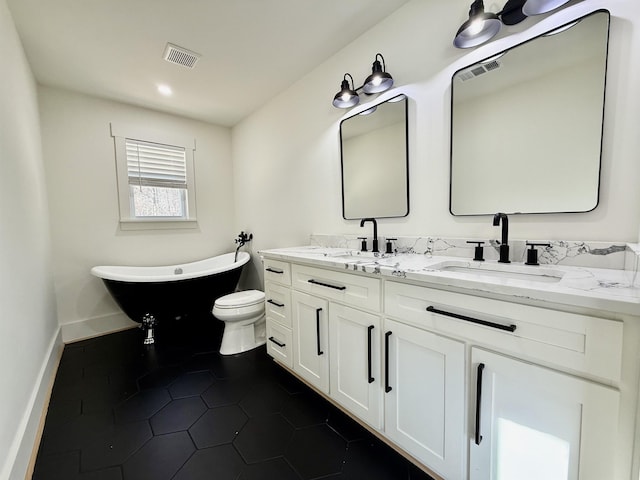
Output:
[
  {"xmin": 292, "ymin": 291, "xmax": 329, "ymax": 393},
  {"xmin": 470, "ymin": 348, "xmax": 620, "ymax": 480},
  {"xmin": 384, "ymin": 318, "xmax": 466, "ymax": 480},
  {"xmin": 329, "ymin": 304, "xmax": 382, "ymax": 429}
]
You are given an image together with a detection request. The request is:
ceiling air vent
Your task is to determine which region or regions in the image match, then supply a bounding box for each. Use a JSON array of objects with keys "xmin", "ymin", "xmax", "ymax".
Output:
[
  {"xmin": 458, "ymin": 60, "xmax": 502, "ymax": 81},
  {"xmin": 163, "ymin": 43, "xmax": 201, "ymax": 69}
]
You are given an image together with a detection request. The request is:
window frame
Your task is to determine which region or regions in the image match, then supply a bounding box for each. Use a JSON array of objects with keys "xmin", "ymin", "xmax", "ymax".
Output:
[{"xmin": 111, "ymin": 123, "xmax": 198, "ymax": 230}]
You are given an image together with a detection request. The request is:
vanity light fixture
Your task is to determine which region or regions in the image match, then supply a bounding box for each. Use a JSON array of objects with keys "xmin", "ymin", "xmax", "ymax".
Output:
[
  {"xmin": 522, "ymin": 0, "xmax": 570, "ymax": 16},
  {"xmin": 453, "ymin": 0, "xmax": 579, "ymax": 48},
  {"xmin": 332, "ymin": 73, "xmax": 360, "ymax": 108},
  {"xmin": 332, "ymin": 54, "xmax": 394, "ymax": 109},
  {"xmin": 363, "ymin": 54, "xmax": 394, "ymax": 94}
]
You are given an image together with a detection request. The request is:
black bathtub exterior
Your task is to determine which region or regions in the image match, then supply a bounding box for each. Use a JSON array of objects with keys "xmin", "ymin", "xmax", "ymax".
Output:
[{"xmin": 101, "ymin": 266, "xmax": 243, "ymax": 323}]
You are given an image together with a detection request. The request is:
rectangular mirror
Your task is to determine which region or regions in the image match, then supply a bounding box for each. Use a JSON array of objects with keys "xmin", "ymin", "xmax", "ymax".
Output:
[
  {"xmin": 340, "ymin": 94, "xmax": 409, "ymax": 219},
  {"xmin": 450, "ymin": 10, "xmax": 609, "ymax": 216}
]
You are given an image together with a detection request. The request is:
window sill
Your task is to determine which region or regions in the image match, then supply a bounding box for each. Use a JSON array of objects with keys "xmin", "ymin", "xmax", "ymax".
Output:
[{"xmin": 119, "ymin": 218, "xmax": 198, "ymax": 231}]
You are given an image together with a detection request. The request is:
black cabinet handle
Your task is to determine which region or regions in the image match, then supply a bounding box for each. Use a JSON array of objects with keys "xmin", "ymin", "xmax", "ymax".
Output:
[
  {"xmin": 384, "ymin": 331, "xmax": 392, "ymax": 393},
  {"xmin": 266, "ymin": 267, "xmax": 284, "ymax": 274},
  {"xmin": 308, "ymin": 279, "xmax": 346, "ymax": 291},
  {"xmin": 475, "ymin": 363, "xmax": 485, "ymax": 446},
  {"xmin": 267, "ymin": 299, "xmax": 284, "ymax": 308},
  {"xmin": 367, "ymin": 325, "xmax": 374, "ymax": 384},
  {"xmin": 268, "ymin": 336, "xmax": 285, "ymax": 348},
  {"xmin": 316, "ymin": 308, "xmax": 324, "ymax": 356},
  {"xmin": 426, "ymin": 306, "xmax": 516, "ymax": 333}
]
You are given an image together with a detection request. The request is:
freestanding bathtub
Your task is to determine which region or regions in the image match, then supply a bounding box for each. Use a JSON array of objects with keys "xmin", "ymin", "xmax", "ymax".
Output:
[{"xmin": 91, "ymin": 252, "xmax": 250, "ymax": 343}]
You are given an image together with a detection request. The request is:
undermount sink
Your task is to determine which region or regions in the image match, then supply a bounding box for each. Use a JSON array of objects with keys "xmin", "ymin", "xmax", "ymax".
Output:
[{"xmin": 429, "ymin": 260, "xmax": 565, "ymax": 283}]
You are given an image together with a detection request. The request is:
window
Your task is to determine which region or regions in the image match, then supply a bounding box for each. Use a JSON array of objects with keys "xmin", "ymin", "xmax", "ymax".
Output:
[{"xmin": 111, "ymin": 124, "xmax": 197, "ymax": 229}]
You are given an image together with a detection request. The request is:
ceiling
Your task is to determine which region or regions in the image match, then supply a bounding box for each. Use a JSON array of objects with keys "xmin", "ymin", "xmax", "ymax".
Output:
[{"xmin": 7, "ymin": 0, "xmax": 410, "ymax": 127}]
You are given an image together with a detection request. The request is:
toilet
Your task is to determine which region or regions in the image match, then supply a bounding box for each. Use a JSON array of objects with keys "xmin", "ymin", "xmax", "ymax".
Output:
[{"xmin": 213, "ymin": 290, "xmax": 266, "ymax": 355}]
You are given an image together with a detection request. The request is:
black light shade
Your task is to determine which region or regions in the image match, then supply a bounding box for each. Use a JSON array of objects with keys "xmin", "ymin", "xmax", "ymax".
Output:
[
  {"xmin": 453, "ymin": 0, "xmax": 502, "ymax": 48},
  {"xmin": 363, "ymin": 54, "xmax": 394, "ymax": 94},
  {"xmin": 332, "ymin": 73, "xmax": 359, "ymax": 108},
  {"xmin": 522, "ymin": 0, "xmax": 571, "ymax": 15}
]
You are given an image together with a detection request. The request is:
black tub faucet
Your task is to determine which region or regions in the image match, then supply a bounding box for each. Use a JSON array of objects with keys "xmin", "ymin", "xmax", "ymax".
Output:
[
  {"xmin": 492, "ymin": 213, "xmax": 510, "ymax": 263},
  {"xmin": 360, "ymin": 218, "xmax": 379, "ymax": 253}
]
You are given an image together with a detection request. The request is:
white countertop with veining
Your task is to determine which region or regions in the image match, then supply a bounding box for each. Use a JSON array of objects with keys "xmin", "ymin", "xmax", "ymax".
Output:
[{"xmin": 260, "ymin": 246, "xmax": 640, "ymax": 316}]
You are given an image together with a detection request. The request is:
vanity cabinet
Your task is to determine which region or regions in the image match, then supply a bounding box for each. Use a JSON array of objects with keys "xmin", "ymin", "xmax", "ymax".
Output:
[
  {"xmin": 262, "ymin": 253, "xmax": 633, "ymax": 480},
  {"xmin": 469, "ymin": 348, "xmax": 619, "ymax": 480},
  {"xmin": 292, "ymin": 291, "xmax": 330, "ymax": 393},
  {"xmin": 384, "ymin": 318, "xmax": 466, "ymax": 479},
  {"xmin": 329, "ymin": 303, "xmax": 382, "ymax": 429},
  {"xmin": 264, "ymin": 258, "xmax": 293, "ymax": 368}
]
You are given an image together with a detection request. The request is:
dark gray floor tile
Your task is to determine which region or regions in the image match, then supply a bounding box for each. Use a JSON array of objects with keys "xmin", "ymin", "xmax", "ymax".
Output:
[
  {"xmin": 149, "ymin": 396, "xmax": 207, "ymax": 434},
  {"xmin": 114, "ymin": 388, "xmax": 171, "ymax": 423},
  {"xmin": 173, "ymin": 445, "xmax": 244, "ymax": 480},
  {"xmin": 168, "ymin": 371, "xmax": 214, "ymax": 398},
  {"xmin": 121, "ymin": 431, "xmax": 194, "ymax": 480},
  {"xmin": 234, "ymin": 414, "xmax": 294, "ymax": 463},
  {"xmin": 285, "ymin": 424, "xmax": 347, "ymax": 479},
  {"xmin": 281, "ymin": 390, "xmax": 330, "ymax": 428},
  {"xmin": 239, "ymin": 381, "xmax": 289, "ymax": 417},
  {"xmin": 189, "ymin": 405, "xmax": 248, "ymax": 448},
  {"xmin": 239, "ymin": 457, "xmax": 301, "ymax": 480},
  {"xmin": 80, "ymin": 421, "xmax": 152, "ymax": 471}
]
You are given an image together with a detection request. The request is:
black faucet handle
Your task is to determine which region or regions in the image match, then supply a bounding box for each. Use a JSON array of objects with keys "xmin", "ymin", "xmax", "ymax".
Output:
[
  {"xmin": 385, "ymin": 238, "xmax": 397, "ymax": 255},
  {"xmin": 466, "ymin": 241, "xmax": 485, "ymax": 261},
  {"xmin": 525, "ymin": 242, "xmax": 551, "ymax": 266},
  {"xmin": 357, "ymin": 237, "xmax": 368, "ymax": 252}
]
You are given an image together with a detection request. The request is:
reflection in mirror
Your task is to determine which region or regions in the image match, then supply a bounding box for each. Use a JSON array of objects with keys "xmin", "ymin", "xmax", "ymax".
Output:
[
  {"xmin": 341, "ymin": 94, "xmax": 409, "ymax": 220},
  {"xmin": 450, "ymin": 10, "xmax": 609, "ymax": 216}
]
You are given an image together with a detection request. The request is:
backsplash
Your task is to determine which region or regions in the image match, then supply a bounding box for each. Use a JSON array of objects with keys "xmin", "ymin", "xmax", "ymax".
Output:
[{"xmin": 309, "ymin": 234, "xmax": 638, "ymax": 273}]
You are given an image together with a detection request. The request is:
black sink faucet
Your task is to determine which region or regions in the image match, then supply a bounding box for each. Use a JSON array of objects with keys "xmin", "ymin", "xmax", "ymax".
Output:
[
  {"xmin": 360, "ymin": 218, "xmax": 379, "ymax": 253},
  {"xmin": 492, "ymin": 212, "xmax": 510, "ymax": 263}
]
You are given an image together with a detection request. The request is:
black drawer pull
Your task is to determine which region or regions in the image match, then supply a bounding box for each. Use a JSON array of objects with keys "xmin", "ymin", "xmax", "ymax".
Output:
[
  {"xmin": 475, "ymin": 363, "xmax": 485, "ymax": 446},
  {"xmin": 384, "ymin": 331, "xmax": 392, "ymax": 393},
  {"xmin": 367, "ymin": 325, "xmax": 374, "ymax": 384},
  {"xmin": 308, "ymin": 279, "xmax": 346, "ymax": 291},
  {"xmin": 316, "ymin": 308, "xmax": 324, "ymax": 356},
  {"xmin": 426, "ymin": 306, "xmax": 516, "ymax": 333},
  {"xmin": 268, "ymin": 336, "xmax": 286, "ymax": 348},
  {"xmin": 266, "ymin": 267, "xmax": 284, "ymax": 274},
  {"xmin": 267, "ymin": 299, "xmax": 284, "ymax": 308}
]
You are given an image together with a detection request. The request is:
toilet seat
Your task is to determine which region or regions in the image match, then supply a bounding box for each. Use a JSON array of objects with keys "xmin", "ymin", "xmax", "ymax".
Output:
[
  {"xmin": 214, "ymin": 290, "xmax": 265, "ymax": 309},
  {"xmin": 213, "ymin": 290, "xmax": 265, "ymax": 322}
]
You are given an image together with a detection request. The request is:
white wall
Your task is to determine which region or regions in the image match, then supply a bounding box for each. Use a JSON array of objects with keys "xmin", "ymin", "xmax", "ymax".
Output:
[
  {"xmin": 38, "ymin": 87, "xmax": 236, "ymax": 332},
  {"xmin": 233, "ymin": 0, "xmax": 640, "ymax": 288},
  {"xmin": 0, "ymin": 1, "xmax": 61, "ymax": 478}
]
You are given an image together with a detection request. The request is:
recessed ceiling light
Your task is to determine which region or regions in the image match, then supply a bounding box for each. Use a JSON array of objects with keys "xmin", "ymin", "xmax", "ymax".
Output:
[{"xmin": 157, "ymin": 84, "xmax": 173, "ymax": 96}]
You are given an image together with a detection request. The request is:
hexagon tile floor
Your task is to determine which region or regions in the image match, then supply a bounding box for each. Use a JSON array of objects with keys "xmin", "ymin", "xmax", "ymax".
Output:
[{"xmin": 33, "ymin": 315, "xmax": 435, "ymax": 480}]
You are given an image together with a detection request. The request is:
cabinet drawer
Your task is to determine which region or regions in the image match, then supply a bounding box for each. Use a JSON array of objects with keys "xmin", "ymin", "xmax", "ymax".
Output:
[
  {"xmin": 385, "ymin": 281, "xmax": 623, "ymax": 382},
  {"xmin": 265, "ymin": 282, "xmax": 292, "ymax": 328},
  {"xmin": 266, "ymin": 319, "xmax": 293, "ymax": 369},
  {"xmin": 263, "ymin": 258, "xmax": 291, "ymax": 286},
  {"xmin": 292, "ymin": 264, "xmax": 381, "ymax": 312}
]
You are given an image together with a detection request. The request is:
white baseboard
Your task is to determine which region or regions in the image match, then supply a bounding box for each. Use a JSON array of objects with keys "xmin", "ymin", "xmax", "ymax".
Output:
[
  {"xmin": 61, "ymin": 312, "xmax": 138, "ymax": 344},
  {"xmin": 2, "ymin": 328, "xmax": 63, "ymax": 480}
]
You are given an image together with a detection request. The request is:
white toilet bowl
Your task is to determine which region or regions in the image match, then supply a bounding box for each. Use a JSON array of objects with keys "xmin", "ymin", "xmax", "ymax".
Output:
[{"xmin": 213, "ymin": 290, "xmax": 266, "ymax": 355}]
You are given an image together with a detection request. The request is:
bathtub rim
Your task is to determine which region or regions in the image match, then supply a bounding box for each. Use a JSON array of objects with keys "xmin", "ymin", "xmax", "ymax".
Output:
[{"xmin": 91, "ymin": 251, "xmax": 250, "ymax": 283}]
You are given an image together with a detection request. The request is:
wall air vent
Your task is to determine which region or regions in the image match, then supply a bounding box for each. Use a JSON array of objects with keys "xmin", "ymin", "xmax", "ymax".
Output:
[
  {"xmin": 458, "ymin": 60, "xmax": 502, "ymax": 81},
  {"xmin": 163, "ymin": 43, "xmax": 201, "ymax": 69}
]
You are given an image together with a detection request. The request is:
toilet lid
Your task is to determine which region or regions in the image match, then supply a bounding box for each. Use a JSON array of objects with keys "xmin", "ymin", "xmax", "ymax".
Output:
[{"xmin": 215, "ymin": 290, "xmax": 265, "ymax": 308}]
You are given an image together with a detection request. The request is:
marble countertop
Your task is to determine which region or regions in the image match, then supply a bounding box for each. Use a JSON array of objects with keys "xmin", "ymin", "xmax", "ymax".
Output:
[{"xmin": 260, "ymin": 246, "xmax": 640, "ymax": 317}]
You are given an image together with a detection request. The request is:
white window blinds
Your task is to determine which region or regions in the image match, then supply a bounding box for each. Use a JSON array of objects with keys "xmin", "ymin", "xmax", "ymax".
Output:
[{"xmin": 126, "ymin": 138, "xmax": 187, "ymax": 189}]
